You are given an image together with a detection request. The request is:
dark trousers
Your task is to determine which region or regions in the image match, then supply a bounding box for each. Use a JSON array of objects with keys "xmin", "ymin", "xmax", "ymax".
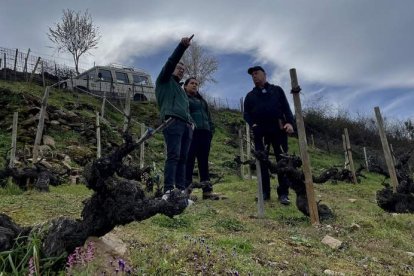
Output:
[
  {"xmin": 253, "ymin": 128, "xmax": 289, "ymax": 199},
  {"xmin": 163, "ymin": 119, "xmax": 193, "ymax": 192},
  {"xmin": 185, "ymin": 129, "xmax": 213, "ymax": 193}
]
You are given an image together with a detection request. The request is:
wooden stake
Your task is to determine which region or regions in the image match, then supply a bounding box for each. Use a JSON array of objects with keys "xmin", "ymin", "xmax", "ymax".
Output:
[
  {"xmin": 389, "ymin": 144, "xmax": 396, "ymax": 166},
  {"xmin": 23, "ymin": 48, "xmax": 30, "ymax": 81},
  {"xmin": 342, "ymin": 134, "xmax": 349, "ymax": 169},
  {"xmin": 311, "ymin": 134, "xmax": 315, "ymax": 148},
  {"xmin": 96, "ymin": 112, "xmax": 101, "ymax": 158},
  {"xmin": 140, "ymin": 123, "xmax": 145, "ymax": 169},
  {"xmin": 122, "ymin": 90, "xmax": 131, "ymax": 132},
  {"xmin": 374, "ymin": 106, "xmax": 399, "ymax": 192},
  {"xmin": 9, "ymin": 112, "xmax": 18, "ymax": 168},
  {"xmin": 13, "ymin": 48, "xmax": 18, "ymax": 80},
  {"xmin": 344, "ymin": 128, "xmax": 358, "ymax": 184},
  {"xmin": 238, "ymin": 128, "xmax": 245, "ymax": 178},
  {"xmin": 246, "ymin": 123, "xmax": 252, "ymax": 180},
  {"xmin": 289, "ymin": 68, "xmax": 319, "ymax": 225},
  {"xmin": 363, "ymin": 147, "xmax": 369, "ymax": 172},
  {"xmin": 33, "ymin": 87, "xmax": 50, "ymax": 161},
  {"xmin": 255, "ymin": 158, "xmax": 265, "ymax": 218},
  {"xmin": 101, "ymin": 92, "xmax": 106, "ymax": 118},
  {"xmin": 41, "ymin": 61, "xmax": 45, "ymax": 87},
  {"xmin": 3, "ymin": 53, "xmax": 6, "ymax": 80},
  {"xmin": 29, "ymin": 57, "xmax": 41, "ymax": 83}
]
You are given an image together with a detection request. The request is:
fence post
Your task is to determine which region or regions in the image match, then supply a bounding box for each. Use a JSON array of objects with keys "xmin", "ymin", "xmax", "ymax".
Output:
[
  {"xmin": 389, "ymin": 144, "xmax": 396, "ymax": 166},
  {"xmin": 13, "ymin": 48, "xmax": 18, "ymax": 80},
  {"xmin": 363, "ymin": 147, "xmax": 369, "ymax": 172},
  {"xmin": 310, "ymin": 134, "xmax": 315, "ymax": 149},
  {"xmin": 342, "ymin": 134, "xmax": 349, "ymax": 169},
  {"xmin": 101, "ymin": 92, "xmax": 106, "ymax": 118},
  {"xmin": 238, "ymin": 128, "xmax": 245, "ymax": 179},
  {"xmin": 41, "ymin": 61, "xmax": 45, "ymax": 87},
  {"xmin": 24, "ymin": 48, "xmax": 30, "ymax": 81},
  {"xmin": 33, "ymin": 87, "xmax": 50, "ymax": 161},
  {"xmin": 3, "ymin": 53, "xmax": 6, "ymax": 80},
  {"xmin": 29, "ymin": 57, "xmax": 41, "ymax": 83},
  {"xmin": 374, "ymin": 106, "xmax": 399, "ymax": 192},
  {"xmin": 140, "ymin": 123, "xmax": 145, "ymax": 169},
  {"xmin": 344, "ymin": 128, "xmax": 358, "ymax": 184},
  {"xmin": 246, "ymin": 123, "xmax": 252, "ymax": 180},
  {"xmin": 96, "ymin": 112, "xmax": 101, "ymax": 158},
  {"xmin": 290, "ymin": 68, "xmax": 319, "ymax": 225},
  {"xmin": 122, "ymin": 90, "xmax": 131, "ymax": 132},
  {"xmin": 9, "ymin": 112, "xmax": 18, "ymax": 168}
]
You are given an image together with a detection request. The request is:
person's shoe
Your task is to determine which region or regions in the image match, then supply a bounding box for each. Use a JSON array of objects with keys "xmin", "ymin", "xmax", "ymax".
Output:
[
  {"xmin": 202, "ymin": 191, "xmax": 220, "ymax": 200},
  {"xmin": 162, "ymin": 190, "xmax": 172, "ymax": 201},
  {"xmin": 279, "ymin": 195, "xmax": 291, "ymax": 205}
]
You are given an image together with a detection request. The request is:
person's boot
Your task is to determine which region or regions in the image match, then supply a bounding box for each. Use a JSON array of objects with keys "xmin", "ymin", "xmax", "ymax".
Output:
[
  {"xmin": 202, "ymin": 191, "xmax": 220, "ymax": 200},
  {"xmin": 278, "ymin": 195, "xmax": 291, "ymax": 205}
]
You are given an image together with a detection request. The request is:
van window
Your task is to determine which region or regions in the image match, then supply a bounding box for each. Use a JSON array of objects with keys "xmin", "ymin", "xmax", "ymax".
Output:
[
  {"xmin": 133, "ymin": 74, "xmax": 149, "ymax": 85},
  {"xmin": 116, "ymin": 71, "xmax": 129, "ymax": 84},
  {"xmin": 98, "ymin": 69, "xmax": 113, "ymax": 82}
]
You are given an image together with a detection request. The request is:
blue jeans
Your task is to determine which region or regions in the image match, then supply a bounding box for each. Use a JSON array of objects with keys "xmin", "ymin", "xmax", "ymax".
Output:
[{"xmin": 163, "ymin": 119, "xmax": 193, "ymax": 192}]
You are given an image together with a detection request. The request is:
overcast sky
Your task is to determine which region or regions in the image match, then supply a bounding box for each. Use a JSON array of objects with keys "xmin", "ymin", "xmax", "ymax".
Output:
[{"xmin": 1, "ymin": 0, "xmax": 414, "ymax": 120}]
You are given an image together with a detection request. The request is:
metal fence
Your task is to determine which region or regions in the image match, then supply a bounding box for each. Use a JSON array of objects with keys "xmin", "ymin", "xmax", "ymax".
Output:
[
  {"xmin": 0, "ymin": 46, "xmax": 242, "ymax": 111},
  {"xmin": 0, "ymin": 46, "xmax": 82, "ymax": 81}
]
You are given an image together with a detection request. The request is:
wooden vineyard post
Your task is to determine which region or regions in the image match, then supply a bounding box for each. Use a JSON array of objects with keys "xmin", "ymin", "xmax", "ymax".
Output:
[
  {"xmin": 389, "ymin": 144, "xmax": 396, "ymax": 166},
  {"xmin": 140, "ymin": 123, "xmax": 145, "ymax": 169},
  {"xmin": 9, "ymin": 112, "xmax": 18, "ymax": 168},
  {"xmin": 310, "ymin": 134, "xmax": 315, "ymax": 149},
  {"xmin": 101, "ymin": 92, "xmax": 106, "ymax": 118},
  {"xmin": 13, "ymin": 48, "xmax": 18, "ymax": 80},
  {"xmin": 241, "ymin": 97, "xmax": 252, "ymax": 179},
  {"xmin": 342, "ymin": 134, "xmax": 350, "ymax": 169},
  {"xmin": 238, "ymin": 128, "xmax": 245, "ymax": 178},
  {"xmin": 344, "ymin": 128, "xmax": 358, "ymax": 184},
  {"xmin": 122, "ymin": 90, "xmax": 131, "ymax": 133},
  {"xmin": 255, "ymin": 158, "xmax": 265, "ymax": 218},
  {"xmin": 29, "ymin": 57, "xmax": 41, "ymax": 83},
  {"xmin": 363, "ymin": 147, "xmax": 369, "ymax": 172},
  {"xmin": 374, "ymin": 106, "xmax": 399, "ymax": 192},
  {"xmin": 41, "ymin": 61, "xmax": 45, "ymax": 87},
  {"xmin": 289, "ymin": 68, "xmax": 319, "ymax": 225},
  {"xmin": 246, "ymin": 123, "xmax": 252, "ymax": 179},
  {"xmin": 96, "ymin": 112, "xmax": 101, "ymax": 158},
  {"xmin": 24, "ymin": 48, "xmax": 30, "ymax": 81},
  {"xmin": 3, "ymin": 53, "xmax": 6, "ymax": 80},
  {"xmin": 33, "ymin": 87, "xmax": 50, "ymax": 161}
]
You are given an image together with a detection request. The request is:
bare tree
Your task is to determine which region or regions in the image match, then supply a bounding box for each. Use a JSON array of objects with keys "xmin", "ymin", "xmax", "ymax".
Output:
[
  {"xmin": 182, "ymin": 41, "xmax": 219, "ymax": 89},
  {"xmin": 48, "ymin": 9, "xmax": 101, "ymax": 75}
]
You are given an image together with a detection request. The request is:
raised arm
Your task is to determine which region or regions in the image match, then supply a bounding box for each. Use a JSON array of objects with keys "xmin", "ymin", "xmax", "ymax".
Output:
[{"xmin": 157, "ymin": 37, "xmax": 192, "ymax": 83}]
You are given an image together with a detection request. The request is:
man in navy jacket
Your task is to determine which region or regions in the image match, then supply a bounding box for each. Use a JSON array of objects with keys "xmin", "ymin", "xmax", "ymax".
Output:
[{"xmin": 243, "ymin": 66, "xmax": 294, "ymax": 204}]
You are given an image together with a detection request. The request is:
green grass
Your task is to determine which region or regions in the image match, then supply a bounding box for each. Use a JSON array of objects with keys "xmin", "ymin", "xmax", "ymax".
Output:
[{"xmin": 1, "ymin": 80, "xmax": 414, "ymax": 274}]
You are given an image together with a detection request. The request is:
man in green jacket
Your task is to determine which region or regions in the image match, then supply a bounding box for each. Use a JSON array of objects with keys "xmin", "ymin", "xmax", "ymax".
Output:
[{"xmin": 155, "ymin": 36, "xmax": 194, "ymax": 199}]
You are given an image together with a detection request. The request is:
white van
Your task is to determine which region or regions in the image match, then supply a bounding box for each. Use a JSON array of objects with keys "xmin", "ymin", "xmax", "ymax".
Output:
[{"xmin": 62, "ymin": 64, "xmax": 155, "ymax": 101}]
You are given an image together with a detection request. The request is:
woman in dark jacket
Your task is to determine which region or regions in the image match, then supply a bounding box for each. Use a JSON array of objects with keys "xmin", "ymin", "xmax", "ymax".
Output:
[{"xmin": 184, "ymin": 77, "xmax": 219, "ymax": 200}]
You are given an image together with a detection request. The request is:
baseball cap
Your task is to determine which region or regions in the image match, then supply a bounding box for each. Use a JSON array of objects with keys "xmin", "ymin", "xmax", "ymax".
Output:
[{"xmin": 247, "ymin": 66, "xmax": 265, "ymax": 75}]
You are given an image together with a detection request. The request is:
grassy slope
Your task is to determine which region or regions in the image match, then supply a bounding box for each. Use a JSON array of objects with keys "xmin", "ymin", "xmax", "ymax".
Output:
[{"xmin": 0, "ymin": 81, "xmax": 413, "ymax": 275}]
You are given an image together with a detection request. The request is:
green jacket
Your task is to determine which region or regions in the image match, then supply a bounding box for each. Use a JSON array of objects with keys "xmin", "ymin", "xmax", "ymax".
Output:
[
  {"xmin": 188, "ymin": 94, "xmax": 214, "ymax": 133},
  {"xmin": 155, "ymin": 42, "xmax": 192, "ymax": 123}
]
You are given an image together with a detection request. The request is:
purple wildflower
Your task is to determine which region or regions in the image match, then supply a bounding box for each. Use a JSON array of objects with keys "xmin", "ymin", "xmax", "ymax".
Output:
[{"xmin": 28, "ymin": 257, "xmax": 35, "ymax": 276}]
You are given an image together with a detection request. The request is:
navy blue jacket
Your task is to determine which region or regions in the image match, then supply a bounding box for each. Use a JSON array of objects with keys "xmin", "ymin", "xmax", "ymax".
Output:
[{"xmin": 243, "ymin": 82, "xmax": 294, "ymax": 130}]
